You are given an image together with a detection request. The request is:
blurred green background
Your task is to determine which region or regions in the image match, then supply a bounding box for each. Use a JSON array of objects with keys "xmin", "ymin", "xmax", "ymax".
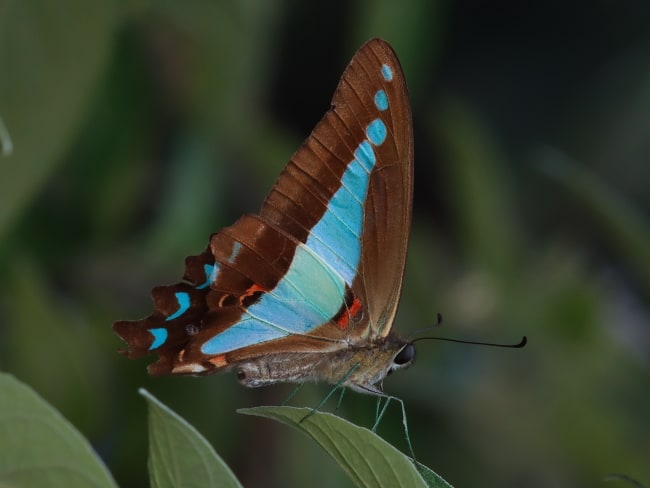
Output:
[{"xmin": 1, "ymin": 1, "xmax": 649, "ymax": 487}]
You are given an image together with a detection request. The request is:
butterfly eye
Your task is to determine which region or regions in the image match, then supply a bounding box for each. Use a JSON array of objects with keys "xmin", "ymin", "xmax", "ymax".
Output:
[{"xmin": 393, "ymin": 344, "xmax": 415, "ymax": 366}]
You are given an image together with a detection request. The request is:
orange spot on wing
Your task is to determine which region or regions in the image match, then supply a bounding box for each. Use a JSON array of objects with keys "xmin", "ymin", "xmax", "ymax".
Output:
[
  {"xmin": 244, "ymin": 283, "xmax": 265, "ymax": 296},
  {"xmin": 238, "ymin": 283, "xmax": 267, "ymax": 306},
  {"xmin": 209, "ymin": 354, "xmax": 228, "ymax": 368}
]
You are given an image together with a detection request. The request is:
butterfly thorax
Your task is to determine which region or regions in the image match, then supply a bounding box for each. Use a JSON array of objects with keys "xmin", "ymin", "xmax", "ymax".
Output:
[{"xmin": 235, "ymin": 332, "xmax": 414, "ymax": 395}]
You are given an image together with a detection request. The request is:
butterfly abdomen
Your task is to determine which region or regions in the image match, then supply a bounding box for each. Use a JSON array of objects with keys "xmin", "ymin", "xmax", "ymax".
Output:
[{"xmin": 233, "ymin": 333, "xmax": 409, "ymax": 394}]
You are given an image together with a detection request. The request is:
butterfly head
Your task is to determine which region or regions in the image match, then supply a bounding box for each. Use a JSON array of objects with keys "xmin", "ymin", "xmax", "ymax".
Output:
[
  {"xmin": 336, "ymin": 333, "xmax": 416, "ymax": 395},
  {"xmin": 387, "ymin": 342, "xmax": 416, "ymax": 375}
]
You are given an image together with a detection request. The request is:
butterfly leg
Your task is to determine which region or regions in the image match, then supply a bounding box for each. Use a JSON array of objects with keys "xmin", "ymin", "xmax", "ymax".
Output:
[
  {"xmin": 336, "ymin": 387, "xmax": 347, "ymax": 410},
  {"xmin": 300, "ymin": 363, "xmax": 360, "ymax": 424},
  {"xmin": 373, "ymin": 396, "xmax": 391, "ymax": 431},
  {"xmin": 370, "ymin": 393, "xmax": 416, "ymax": 461},
  {"xmin": 281, "ymin": 383, "xmax": 304, "ymax": 406}
]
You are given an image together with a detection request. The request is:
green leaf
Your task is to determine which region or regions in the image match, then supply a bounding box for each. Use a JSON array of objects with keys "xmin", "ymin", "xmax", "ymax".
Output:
[
  {"xmin": 0, "ymin": 372, "xmax": 117, "ymax": 488},
  {"xmin": 140, "ymin": 389, "xmax": 243, "ymax": 488},
  {"xmin": 415, "ymin": 461, "xmax": 454, "ymax": 488},
  {"xmin": 239, "ymin": 406, "xmax": 453, "ymax": 488}
]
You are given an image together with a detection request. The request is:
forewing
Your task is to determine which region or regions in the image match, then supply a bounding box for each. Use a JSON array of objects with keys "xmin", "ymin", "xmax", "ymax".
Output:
[{"xmin": 261, "ymin": 39, "xmax": 413, "ymax": 337}]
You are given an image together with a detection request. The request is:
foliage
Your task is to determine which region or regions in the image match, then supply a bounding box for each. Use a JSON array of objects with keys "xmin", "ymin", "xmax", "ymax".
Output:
[
  {"xmin": 0, "ymin": 373, "xmax": 117, "ymax": 488},
  {"xmin": 240, "ymin": 406, "xmax": 452, "ymax": 488},
  {"xmin": 0, "ymin": 375, "xmax": 450, "ymax": 488}
]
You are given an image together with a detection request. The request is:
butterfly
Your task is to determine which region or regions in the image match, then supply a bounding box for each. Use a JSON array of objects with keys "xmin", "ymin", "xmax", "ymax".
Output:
[{"xmin": 113, "ymin": 38, "xmax": 415, "ymax": 397}]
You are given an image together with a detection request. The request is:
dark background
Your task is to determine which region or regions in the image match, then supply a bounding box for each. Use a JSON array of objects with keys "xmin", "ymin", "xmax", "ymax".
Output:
[{"xmin": 1, "ymin": 1, "xmax": 649, "ymax": 486}]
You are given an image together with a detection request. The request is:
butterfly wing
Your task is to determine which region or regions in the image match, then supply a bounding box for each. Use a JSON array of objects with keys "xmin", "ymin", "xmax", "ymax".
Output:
[
  {"xmin": 113, "ymin": 38, "xmax": 413, "ymax": 375},
  {"xmin": 262, "ymin": 39, "xmax": 413, "ymax": 338}
]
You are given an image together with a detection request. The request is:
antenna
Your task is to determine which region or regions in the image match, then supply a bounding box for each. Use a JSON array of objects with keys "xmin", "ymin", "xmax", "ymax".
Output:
[
  {"xmin": 408, "ymin": 312, "xmax": 527, "ymax": 349},
  {"xmin": 407, "ymin": 312, "xmax": 444, "ymax": 339},
  {"xmin": 412, "ymin": 335, "xmax": 527, "ymax": 349}
]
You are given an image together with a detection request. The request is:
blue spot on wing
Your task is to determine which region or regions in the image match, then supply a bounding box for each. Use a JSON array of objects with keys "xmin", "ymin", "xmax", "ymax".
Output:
[
  {"xmin": 166, "ymin": 292, "xmax": 190, "ymax": 321},
  {"xmin": 196, "ymin": 263, "xmax": 217, "ymax": 290},
  {"xmin": 149, "ymin": 328, "xmax": 168, "ymax": 350},
  {"xmin": 366, "ymin": 119, "xmax": 387, "ymax": 146},
  {"xmin": 228, "ymin": 242, "xmax": 242, "ymax": 264},
  {"xmin": 381, "ymin": 64, "xmax": 393, "ymax": 81},
  {"xmin": 374, "ymin": 90, "xmax": 388, "ymax": 111}
]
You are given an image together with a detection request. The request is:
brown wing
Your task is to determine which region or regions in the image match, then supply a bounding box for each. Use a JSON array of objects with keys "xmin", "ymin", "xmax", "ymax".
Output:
[
  {"xmin": 112, "ymin": 39, "xmax": 413, "ymax": 375},
  {"xmin": 260, "ymin": 39, "xmax": 413, "ymax": 337}
]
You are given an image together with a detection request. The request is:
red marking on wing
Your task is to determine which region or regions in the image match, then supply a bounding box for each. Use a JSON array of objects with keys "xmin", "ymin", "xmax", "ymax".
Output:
[
  {"xmin": 209, "ymin": 354, "xmax": 228, "ymax": 368},
  {"xmin": 216, "ymin": 283, "xmax": 267, "ymax": 309},
  {"xmin": 336, "ymin": 297, "xmax": 363, "ymax": 329}
]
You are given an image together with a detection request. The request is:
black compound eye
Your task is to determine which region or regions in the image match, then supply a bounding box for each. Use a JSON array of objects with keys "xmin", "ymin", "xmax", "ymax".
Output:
[{"xmin": 393, "ymin": 344, "xmax": 415, "ymax": 366}]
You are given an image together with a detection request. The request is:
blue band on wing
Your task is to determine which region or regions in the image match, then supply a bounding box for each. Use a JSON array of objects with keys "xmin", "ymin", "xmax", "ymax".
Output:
[
  {"xmin": 200, "ymin": 63, "xmax": 393, "ymax": 355},
  {"xmin": 201, "ymin": 243, "xmax": 346, "ymax": 355},
  {"xmin": 354, "ymin": 141, "xmax": 375, "ymax": 172},
  {"xmin": 201, "ymin": 314, "xmax": 288, "ymax": 354}
]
